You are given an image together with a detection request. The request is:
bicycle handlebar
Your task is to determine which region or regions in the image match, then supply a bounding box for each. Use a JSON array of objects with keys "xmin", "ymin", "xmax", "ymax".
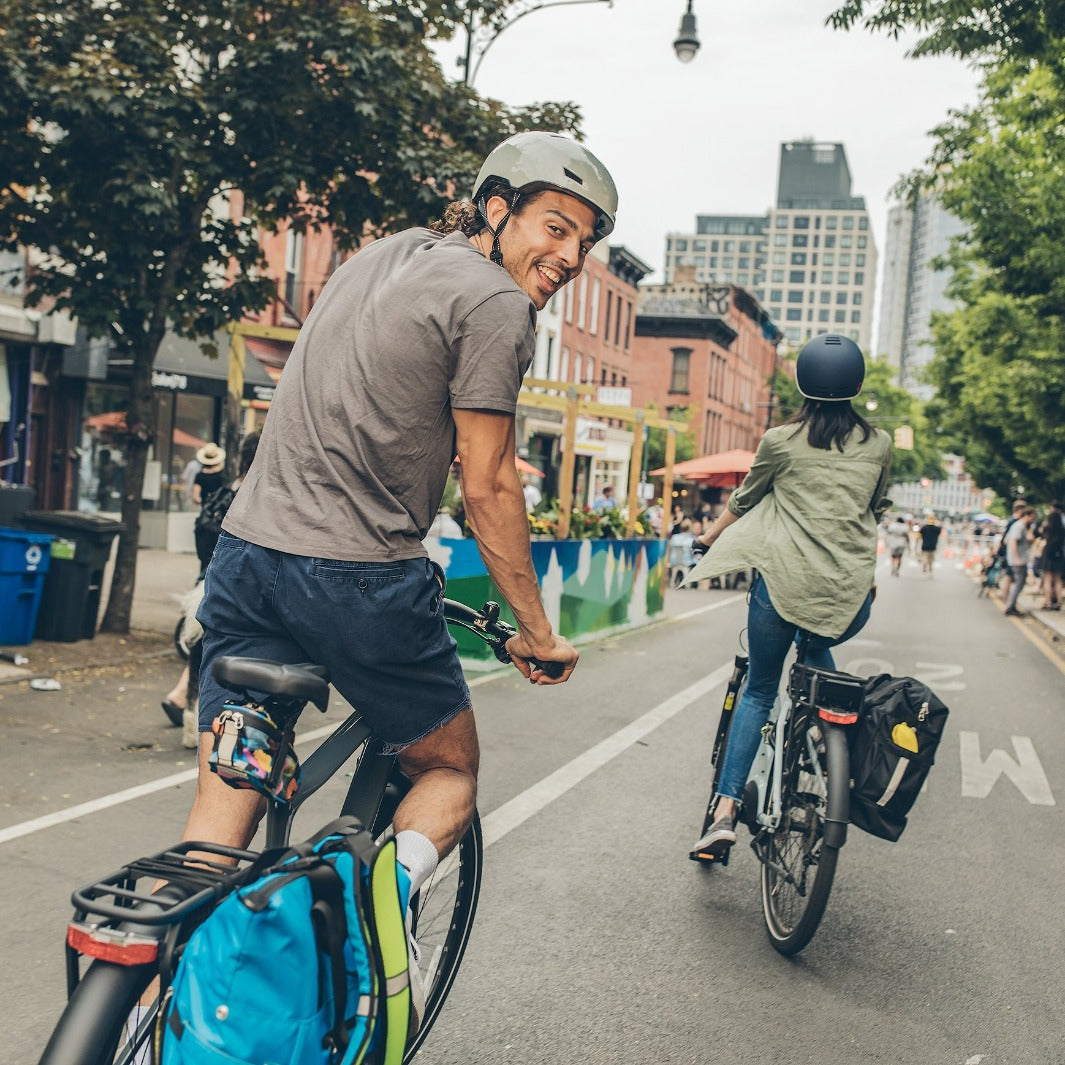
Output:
[{"xmin": 442, "ymin": 599, "xmax": 565, "ymax": 679}]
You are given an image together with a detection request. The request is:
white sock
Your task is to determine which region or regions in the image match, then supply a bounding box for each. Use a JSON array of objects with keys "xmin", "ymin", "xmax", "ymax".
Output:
[{"xmin": 395, "ymin": 830, "xmax": 439, "ymax": 897}]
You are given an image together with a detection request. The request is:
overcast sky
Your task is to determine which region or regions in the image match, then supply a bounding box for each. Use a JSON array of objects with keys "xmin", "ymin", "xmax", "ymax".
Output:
[{"xmin": 434, "ymin": 0, "xmax": 983, "ymax": 321}]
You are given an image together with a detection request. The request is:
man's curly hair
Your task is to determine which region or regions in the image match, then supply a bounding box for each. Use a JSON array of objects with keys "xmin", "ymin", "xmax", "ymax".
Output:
[{"xmin": 429, "ymin": 181, "xmax": 530, "ymax": 237}]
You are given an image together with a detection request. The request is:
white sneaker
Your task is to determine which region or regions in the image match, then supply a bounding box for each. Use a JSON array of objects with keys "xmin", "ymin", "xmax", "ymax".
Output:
[{"xmin": 406, "ymin": 911, "xmax": 426, "ymax": 1038}]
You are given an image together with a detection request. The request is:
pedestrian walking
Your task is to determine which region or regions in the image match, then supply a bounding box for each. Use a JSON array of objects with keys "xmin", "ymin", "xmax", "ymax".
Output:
[
  {"xmin": 885, "ymin": 515, "xmax": 909, "ymax": 577},
  {"xmin": 918, "ymin": 514, "xmax": 942, "ymax": 577},
  {"xmin": 1038, "ymin": 502, "xmax": 1063, "ymax": 610},
  {"xmin": 1003, "ymin": 506, "xmax": 1037, "ymax": 616}
]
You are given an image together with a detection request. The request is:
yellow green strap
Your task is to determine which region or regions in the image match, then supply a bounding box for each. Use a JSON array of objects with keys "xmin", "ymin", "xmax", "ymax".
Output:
[{"xmin": 369, "ymin": 838, "xmax": 410, "ymax": 1065}]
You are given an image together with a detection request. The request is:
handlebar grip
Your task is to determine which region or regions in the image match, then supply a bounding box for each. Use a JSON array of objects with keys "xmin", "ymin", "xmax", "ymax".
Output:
[{"xmin": 529, "ymin": 658, "xmax": 565, "ymax": 680}]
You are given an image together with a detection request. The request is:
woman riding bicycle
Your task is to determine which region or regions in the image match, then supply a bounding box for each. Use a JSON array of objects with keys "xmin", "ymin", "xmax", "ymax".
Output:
[{"xmin": 686, "ymin": 333, "xmax": 892, "ymax": 860}]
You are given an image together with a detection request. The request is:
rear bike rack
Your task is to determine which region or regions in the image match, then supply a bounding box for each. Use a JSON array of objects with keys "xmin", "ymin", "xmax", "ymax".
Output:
[{"xmin": 65, "ymin": 840, "xmax": 261, "ymax": 995}]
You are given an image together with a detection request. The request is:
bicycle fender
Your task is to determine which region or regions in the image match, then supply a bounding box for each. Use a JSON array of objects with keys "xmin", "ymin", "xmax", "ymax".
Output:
[{"xmin": 822, "ymin": 724, "xmax": 851, "ymax": 849}]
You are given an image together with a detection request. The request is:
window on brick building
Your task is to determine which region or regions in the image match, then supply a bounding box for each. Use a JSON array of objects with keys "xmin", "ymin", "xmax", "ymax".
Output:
[{"xmin": 670, "ymin": 348, "xmax": 691, "ymax": 393}]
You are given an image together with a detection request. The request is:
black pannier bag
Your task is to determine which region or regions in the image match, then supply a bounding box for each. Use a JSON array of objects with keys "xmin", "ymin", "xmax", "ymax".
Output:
[{"xmin": 848, "ymin": 674, "xmax": 950, "ymax": 842}]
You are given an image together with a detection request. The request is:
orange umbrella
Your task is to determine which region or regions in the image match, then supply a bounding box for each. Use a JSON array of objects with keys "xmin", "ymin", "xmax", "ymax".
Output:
[{"xmin": 650, "ymin": 447, "xmax": 755, "ymax": 488}]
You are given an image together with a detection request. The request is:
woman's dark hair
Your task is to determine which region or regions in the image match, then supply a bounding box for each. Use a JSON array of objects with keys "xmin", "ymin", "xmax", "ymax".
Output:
[{"xmin": 782, "ymin": 398, "xmax": 873, "ymax": 452}]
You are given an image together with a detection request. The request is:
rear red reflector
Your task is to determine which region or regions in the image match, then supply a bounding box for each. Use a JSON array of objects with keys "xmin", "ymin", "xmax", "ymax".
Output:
[
  {"xmin": 67, "ymin": 923, "xmax": 159, "ymax": 966},
  {"xmin": 818, "ymin": 707, "xmax": 859, "ymax": 725}
]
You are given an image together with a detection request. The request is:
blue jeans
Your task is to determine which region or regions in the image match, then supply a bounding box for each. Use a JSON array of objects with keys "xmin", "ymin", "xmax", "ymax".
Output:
[{"xmin": 715, "ymin": 575, "xmax": 873, "ymax": 802}]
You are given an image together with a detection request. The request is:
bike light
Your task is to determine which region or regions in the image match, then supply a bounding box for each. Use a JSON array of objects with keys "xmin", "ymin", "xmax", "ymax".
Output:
[
  {"xmin": 817, "ymin": 707, "xmax": 859, "ymax": 725},
  {"xmin": 67, "ymin": 922, "xmax": 159, "ymax": 966}
]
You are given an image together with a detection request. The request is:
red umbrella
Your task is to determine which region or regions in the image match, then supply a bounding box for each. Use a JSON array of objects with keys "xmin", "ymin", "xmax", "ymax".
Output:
[{"xmin": 650, "ymin": 448, "xmax": 756, "ymax": 488}]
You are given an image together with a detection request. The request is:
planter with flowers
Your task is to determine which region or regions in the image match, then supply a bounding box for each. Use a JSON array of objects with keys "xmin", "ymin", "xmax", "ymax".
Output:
[{"xmin": 426, "ymin": 501, "xmax": 666, "ymax": 665}]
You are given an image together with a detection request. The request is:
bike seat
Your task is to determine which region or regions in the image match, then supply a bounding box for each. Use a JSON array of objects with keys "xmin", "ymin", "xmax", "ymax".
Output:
[{"xmin": 212, "ymin": 657, "xmax": 331, "ymax": 712}]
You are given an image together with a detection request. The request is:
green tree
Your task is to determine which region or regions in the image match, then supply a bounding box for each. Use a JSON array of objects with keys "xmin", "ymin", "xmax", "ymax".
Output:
[
  {"xmin": 827, "ymin": 1, "xmax": 1065, "ymax": 63},
  {"xmin": 910, "ymin": 66, "xmax": 1065, "ymax": 499},
  {"xmin": 0, "ymin": 0, "xmax": 579, "ymax": 631},
  {"xmin": 860, "ymin": 357, "xmax": 943, "ymax": 483},
  {"xmin": 831, "ymin": 6, "xmax": 1065, "ymax": 500}
]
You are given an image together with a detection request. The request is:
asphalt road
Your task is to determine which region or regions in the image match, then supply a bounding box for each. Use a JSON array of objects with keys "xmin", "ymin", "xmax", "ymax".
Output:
[{"xmin": 1, "ymin": 551, "xmax": 1062, "ymax": 1065}]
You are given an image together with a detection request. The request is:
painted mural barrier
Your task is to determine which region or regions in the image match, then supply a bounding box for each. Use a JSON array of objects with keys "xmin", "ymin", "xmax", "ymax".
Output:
[{"xmin": 424, "ymin": 536, "xmax": 667, "ymax": 666}]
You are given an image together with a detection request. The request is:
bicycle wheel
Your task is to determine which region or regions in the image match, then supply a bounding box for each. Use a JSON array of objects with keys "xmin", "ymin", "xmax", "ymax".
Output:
[
  {"xmin": 37, "ymin": 957, "xmax": 157, "ymax": 1065},
  {"xmin": 758, "ymin": 719, "xmax": 848, "ymax": 955},
  {"xmin": 403, "ymin": 814, "xmax": 483, "ymax": 1061}
]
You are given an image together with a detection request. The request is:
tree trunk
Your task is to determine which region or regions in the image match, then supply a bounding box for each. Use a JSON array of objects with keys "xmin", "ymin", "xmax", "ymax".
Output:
[{"xmin": 99, "ymin": 340, "xmax": 159, "ymax": 634}]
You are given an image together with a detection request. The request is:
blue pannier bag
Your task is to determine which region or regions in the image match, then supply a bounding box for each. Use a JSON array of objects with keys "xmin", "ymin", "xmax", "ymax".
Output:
[{"xmin": 159, "ymin": 816, "xmax": 412, "ymax": 1065}]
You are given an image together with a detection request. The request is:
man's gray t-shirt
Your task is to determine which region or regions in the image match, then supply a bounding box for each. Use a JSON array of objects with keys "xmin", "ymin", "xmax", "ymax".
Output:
[{"xmin": 224, "ymin": 229, "xmax": 536, "ymax": 560}]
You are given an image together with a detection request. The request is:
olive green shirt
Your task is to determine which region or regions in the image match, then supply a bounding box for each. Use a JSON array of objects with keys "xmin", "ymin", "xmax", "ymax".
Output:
[{"xmin": 685, "ymin": 423, "xmax": 893, "ymax": 638}]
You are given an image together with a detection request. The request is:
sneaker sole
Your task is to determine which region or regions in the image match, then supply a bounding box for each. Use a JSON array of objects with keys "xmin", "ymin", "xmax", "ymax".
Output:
[{"xmin": 688, "ymin": 834, "xmax": 736, "ymax": 863}]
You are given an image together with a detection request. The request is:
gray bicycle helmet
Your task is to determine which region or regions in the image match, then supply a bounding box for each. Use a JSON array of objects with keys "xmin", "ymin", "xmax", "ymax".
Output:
[
  {"xmin": 472, "ymin": 131, "xmax": 618, "ymax": 265},
  {"xmin": 796, "ymin": 333, "xmax": 866, "ymax": 401}
]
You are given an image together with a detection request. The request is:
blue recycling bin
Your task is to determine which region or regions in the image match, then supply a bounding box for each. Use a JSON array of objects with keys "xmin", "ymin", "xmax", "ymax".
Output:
[{"xmin": 0, "ymin": 527, "xmax": 55, "ymax": 645}]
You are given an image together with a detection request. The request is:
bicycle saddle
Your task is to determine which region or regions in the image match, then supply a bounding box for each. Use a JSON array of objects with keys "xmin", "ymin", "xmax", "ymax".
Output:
[{"xmin": 212, "ymin": 657, "xmax": 331, "ymax": 712}]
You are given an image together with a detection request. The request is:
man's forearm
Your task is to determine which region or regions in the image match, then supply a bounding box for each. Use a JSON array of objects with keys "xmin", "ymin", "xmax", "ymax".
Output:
[{"xmin": 464, "ymin": 481, "xmax": 553, "ymax": 647}]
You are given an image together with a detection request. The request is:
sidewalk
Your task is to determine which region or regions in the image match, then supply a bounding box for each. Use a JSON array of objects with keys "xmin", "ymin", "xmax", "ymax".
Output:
[{"xmin": 0, "ymin": 547, "xmax": 198, "ymax": 685}]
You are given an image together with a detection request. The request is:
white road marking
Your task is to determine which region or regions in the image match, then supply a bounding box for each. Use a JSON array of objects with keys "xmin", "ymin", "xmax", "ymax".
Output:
[
  {"xmin": 668, "ymin": 594, "xmax": 745, "ymax": 622},
  {"xmin": 0, "ymin": 666, "xmax": 731, "ymax": 847},
  {"xmin": 959, "ymin": 731, "xmax": 1055, "ymax": 805},
  {"xmin": 0, "ymin": 720, "xmax": 342, "ymax": 846},
  {"xmin": 479, "ymin": 664, "xmax": 732, "ymax": 849},
  {"xmin": 913, "ymin": 662, "xmax": 967, "ymax": 692}
]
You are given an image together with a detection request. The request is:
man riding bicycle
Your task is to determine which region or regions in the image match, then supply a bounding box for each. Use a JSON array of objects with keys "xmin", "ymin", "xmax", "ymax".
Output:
[{"xmin": 184, "ymin": 131, "xmax": 618, "ymax": 1025}]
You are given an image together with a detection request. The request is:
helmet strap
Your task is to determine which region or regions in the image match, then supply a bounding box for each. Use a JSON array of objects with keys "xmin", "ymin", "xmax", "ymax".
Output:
[{"xmin": 476, "ymin": 193, "xmax": 517, "ymax": 267}]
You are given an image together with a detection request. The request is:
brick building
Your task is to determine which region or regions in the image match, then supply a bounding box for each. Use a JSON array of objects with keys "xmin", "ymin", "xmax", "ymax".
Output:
[
  {"xmin": 519, "ymin": 242, "xmax": 651, "ymax": 504},
  {"xmin": 631, "ymin": 271, "xmax": 781, "ymax": 457}
]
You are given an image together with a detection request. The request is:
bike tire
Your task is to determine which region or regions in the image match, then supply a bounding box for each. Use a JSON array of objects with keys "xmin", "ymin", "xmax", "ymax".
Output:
[
  {"xmin": 37, "ymin": 958, "xmax": 156, "ymax": 1065},
  {"xmin": 758, "ymin": 720, "xmax": 848, "ymax": 956},
  {"xmin": 403, "ymin": 813, "xmax": 483, "ymax": 1062},
  {"xmin": 38, "ymin": 816, "xmax": 482, "ymax": 1065}
]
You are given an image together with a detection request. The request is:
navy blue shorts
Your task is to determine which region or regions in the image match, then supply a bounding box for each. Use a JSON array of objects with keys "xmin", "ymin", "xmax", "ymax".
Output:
[{"xmin": 195, "ymin": 533, "xmax": 471, "ymax": 750}]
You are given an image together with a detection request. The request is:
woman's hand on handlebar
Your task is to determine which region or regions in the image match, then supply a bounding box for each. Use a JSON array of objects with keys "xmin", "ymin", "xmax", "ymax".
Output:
[{"xmin": 505, "ymin": 632, "xmax": 579, "ymax": 685}]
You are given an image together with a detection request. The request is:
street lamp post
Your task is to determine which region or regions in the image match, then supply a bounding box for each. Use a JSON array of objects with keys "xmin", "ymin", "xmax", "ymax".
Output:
[
  {"xmin": 460, "ymin": 0, "xmax": 614, "ymax": 87},
  {"xmin": 673, "ymin": 0, "xmax": 700, "ymax": 63}
]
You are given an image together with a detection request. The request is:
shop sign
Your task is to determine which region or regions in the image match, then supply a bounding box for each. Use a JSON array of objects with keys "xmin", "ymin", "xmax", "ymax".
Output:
[
  {"xmin": 244, "ymin": 383, "xmax": 276, "ymax": 403},
  {"xmin": 151, "ymin": 370, "xmax": 189, "ymax": 391},
  {"xmin": 597, "ymin": 386, "xmax": 632, "ymax": 407},
  {"xmin": 574, "ymin": 418, "xmax": 607, "ymax": 455}
]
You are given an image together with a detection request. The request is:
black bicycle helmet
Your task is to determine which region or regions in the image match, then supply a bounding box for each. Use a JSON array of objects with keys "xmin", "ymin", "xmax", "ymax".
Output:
[{"xmin": 795, "ymin": 333, "xmax": 866, "ymax": 401}]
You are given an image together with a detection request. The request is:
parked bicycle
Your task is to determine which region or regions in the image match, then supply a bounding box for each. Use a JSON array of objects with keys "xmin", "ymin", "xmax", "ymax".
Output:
[
  {"xmin": 691, "ymin": 634, "xmax": 865, "ymax": 956},
  {"xmin": 39, "ymin": 599, "xmax": 553, "ymax": 1065}
]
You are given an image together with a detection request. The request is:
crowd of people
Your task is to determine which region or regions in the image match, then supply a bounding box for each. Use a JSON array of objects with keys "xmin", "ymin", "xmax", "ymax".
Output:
[{"xmin": 877, "ymin": 500, "xmax": 1064, "ymax": 616}]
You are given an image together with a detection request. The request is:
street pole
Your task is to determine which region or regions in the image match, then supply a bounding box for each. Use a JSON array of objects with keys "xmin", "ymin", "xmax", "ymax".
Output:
[
  {"xmin": 557, "ymin": 385, "xmax": 579, "ymax": 539},
  {"xmin": 461, "ymin": 1, "xmax": 614, "ymax": 86},
  {"xmin": 660, "ymin": 428, "xmax": 677, "ymax": 540},
  {"xmin": 625, "ymin": 410, "xmax": 644, "ymax": 537}
]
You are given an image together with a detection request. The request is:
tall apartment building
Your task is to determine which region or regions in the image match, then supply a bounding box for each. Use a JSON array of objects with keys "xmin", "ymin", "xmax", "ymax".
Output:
[
  {"xmin": 663, "ymin": 214, "xmax": 767, "ymax": 290},
  {"xmin": 877, "ymin": 192, "xmax": 966, "ymax": 398},
  {"xmin": 662, "ymin": 141, "xmax": 878, "ymax": 352},
  {"xmin": 764, "ymin": 141, "xmax": 878, "ymax": 351}
]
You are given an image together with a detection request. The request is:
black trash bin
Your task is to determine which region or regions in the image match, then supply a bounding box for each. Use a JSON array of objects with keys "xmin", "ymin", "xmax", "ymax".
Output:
[{"xmin": 21, "ymin": 511, "xmax": 125, "ymax": 642}]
